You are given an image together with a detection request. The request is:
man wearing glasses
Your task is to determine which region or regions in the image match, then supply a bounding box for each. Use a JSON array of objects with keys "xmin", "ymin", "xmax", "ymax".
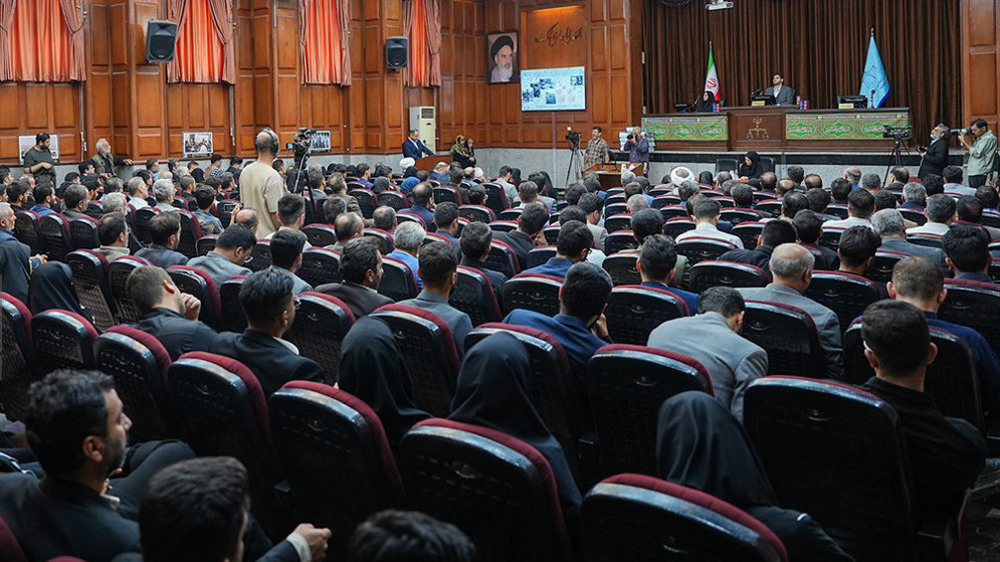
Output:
[{"xmin": 186, "ymin": 225, "xmax": 257, "ymax": 286}]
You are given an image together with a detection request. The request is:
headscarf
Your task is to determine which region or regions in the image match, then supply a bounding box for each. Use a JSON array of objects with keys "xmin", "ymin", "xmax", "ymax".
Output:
[
  {"xmin": 451, "ymin": 136, "xmax": 470, "ymax": 158},
  {"xmin": 698, "ymin": 171, "xmax": 715, "ymax": 185},
  {"xmin": 403, "ymin": 166, "xmax": 419, "ymax": 178},
  {"xmin": 738, "ymin": 151, "xmax": 764, "ymax": 179},
  {"xmin": 656, "ymin": 391, "xmax": 776, "ymax": 508},
  {"xmin": 371, "ymin": 177, "xmax": 393, "ymax": 194},
  {"xmin": 510, "ymin": 167, "xmax": 523, "ymax": 186},
  {"xmin": 696, "ymin": 90, "xmax": 716, "ymax": 112},
  {"xmin": 400, "ymin": 176, "xmax": 420, "ymax": 194},
  {"xmin": 28, "ymin": 262, "xmax": 93, "ymax": 324},
  {"xmin": 338, "ymin": 317, "xmax": 430, "ymax": 447},
  {"xmin": 449, "ymin": 332, "xmax": 582, "ymax": 519}
]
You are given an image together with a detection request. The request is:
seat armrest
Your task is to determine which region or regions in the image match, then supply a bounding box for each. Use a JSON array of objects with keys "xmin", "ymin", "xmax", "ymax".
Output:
[{"xmin": 916, "ymin": 490, "xmax": 968, "ymax": 562}]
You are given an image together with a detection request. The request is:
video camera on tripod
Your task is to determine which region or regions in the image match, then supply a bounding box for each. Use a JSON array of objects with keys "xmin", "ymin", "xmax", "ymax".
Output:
[
  {"xmin": 286, "ymin": 127, "xmax": 318, "ymax": 164},
  {"xmin": 881, "ymin": 126, "xmax": 911, "ymax": 141},
  {"xmin": 565, "ymin": 129, "xmax": 582, "ymax": 148}
]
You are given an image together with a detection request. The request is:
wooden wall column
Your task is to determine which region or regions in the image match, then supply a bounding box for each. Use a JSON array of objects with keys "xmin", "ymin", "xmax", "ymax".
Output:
[{"xmin": 962, "ymin": 0, "xmax": 999, "ymax": 132}]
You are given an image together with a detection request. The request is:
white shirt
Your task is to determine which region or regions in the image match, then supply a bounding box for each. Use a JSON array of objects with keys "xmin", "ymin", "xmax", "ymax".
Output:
[
  {"xmin": 129, "ymin": 197, "xmax": 148, "ymax": 210},
  {"xmin": 675, "ymin": 222, "xmax": 744, "ymax": 248},
  {"xmin": 822, "ymin": 216, "xmax": 874, "ymax": 230},
  {"xmin": 906, "ymin": 222, "xmax": 951, "ymax": 236}
]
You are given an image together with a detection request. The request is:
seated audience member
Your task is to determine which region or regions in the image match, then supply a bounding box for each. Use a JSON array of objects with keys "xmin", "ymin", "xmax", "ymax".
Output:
[
  {"xmin": 631, "ymin": 207, "xmax": 665, "ymax": 245},
  {"xmin": 943, "ymin": 165, "xmax": 975, "ymax": 196},
  {"xmin": 957, "ymin": 195, "xmax": 1000, "ymax": 241},
  {"xmin": 0, "ymin": 202, "xmax": 42, "ymax": 303},
  {"xmin": 151, "ymin": 178, "xmax": 177, "ymax": 212},
  {"xmin": 315, "ymin": 237, "xmax": 393, "ymax": 318},
  {"xmin": 737, "ymin": 244, "xmax": 842, "ymax": 378},
  {"xmin": 186, "ymin": 224, "xmax": 256, "ymax": 286},
  {"xmin": 872, "ymin": 208, "xmax": 946, "ymax": 270},
  {"xmin": 0, "ymin": 370, "xmax": 195, "ymax": 561},
  {"xmin": 328, "ymin": 173, "xmax": 364, "ymax": 218},
  {"xmin": 61, "ymin": 184, "xmax": 90, "ymax": 219},
  {"xmin": 730, "ymin": 184, "xmax": 755, "ymax": 210},
  {"xmin": 397, "ymin": 241, "xmax": 473, "ymax": 355},
  {"xmin": 887, "ymin": 257, "xmax": 1000, "ymax": 416},
  {"xmin": 860, "ymin": 172, "xmax": 883, "ymax": 193},
  {"xmin": 446, "ymin": 169, "xmax": 470, "ymax": 204},
  {"xmin": 942, "ymin": 224, "xmax": 994, "ymax": 283},
  {"xmin": 907, "ymin": 193, "xmax": 956, "ymax": 236},
  {"xmin": 774, "ymin": 179, "xmax": 795, "ymax": 199},
  {"xmin": 792, "ymin": 210, "xmax": 837, "ymax": 270},
  {"xmin": 564, "ymin": 183, "xmax": 587, "ymax": 207},
  {"xmin": 339, "ymin": 317, "xmax": 430, "ymax": 447},
  {"xmin": 28, "ymin": 262, "xmax": 92, "ymax": 323},
  {"xmin": 805, "ymin": 188, "xmax": 836, "ymax": 220},
  {"xmin": 467, "ymin": 184, "xmax": 488, "ymax": 207},
  {"xmin": 504, "ymin": 262, "xmax": 612, "ymax": 379},
  {"xmin": 449, "ymin": 332, "xmax": 582, "ymax": 523},
  {"xmin": 323, "ymin": 195, "xmax": 347, "ymax": 225},
  {"xmin": 211, "ymin": 268, "xmax": 324, "ymax": 395},
  {"xmin": 778, "ymin": 191, "xmax": 809, "ymax": 221},
  {"xmin": 372, "ymin": 205, "xmax": 397, "ymax": 233},
  {"xmin": 823, "ymin": 188, "xmax": 875, "ymax": 229},
  {"xmin": 901, "ymin": 182, "xmax": 927, "ymax": 210},
  {"xmin": 657, "ymin": 392, "xmax": 853, "ymax": 560},
  {"xmin": 718, "ymin": 219, "xmax": 798, "ymax": 272},
  {"xmin": 7, "ymin": 179, "xmax": 30, "ymax": 213},
  {"xmin": 234, "ymin": 208, "xmax": 259, "ymax": 233},
  {"xmin": 859, "ymin": 300, "xmax": 987, "ymax": 520},
  {"xmin": 527, "ymin": 173, "xmax": 558, "ymax": 211},
  {"xmin": 328, "ymin": 211, "xmax": 364, "ymax": 253},
  {"xmin": 269, "ymin": 228, "xmax": 312, "ymax": 294},
  {"xmin": 843, "ymin": 167, "xmax": 862, "ymax": 190},
  {"xmin": 348, "ymin": 510, "xmax": 475, "ymax": 562},
  {"xmin": 648, "ymin": 287, "xmax": 766, "ymax": 419},
  {"xmin": 836, "ymin": 225, "xmax": 881, "ymax": 277},
  {"xmin": 579, "ymin": 193, "xmax": 608, "ymax": 252},
  {"xmin": 495, "ymin": 202, "xmax": 549, "ymax": 267},
  {"xmin": 128, "ymin": 265, "xmax": 218, "ymax": 359},
  {"xmin": 829, "ymin": 177, "xmax": 852, "ymax": 204},
  {"xmin": 522, "ymin": 220, "xmax": 593, "ymax": 279},
  {"xmin": 264, "ymin": 193, "xmax": 306, "ymax": 239},
  {"xmin": 30, "ymin": 183, "xmax": 57, "ymax": 217},
  {"xmin": 515, "ymin": 180, "xmax": 554, "ymax": 213},
  {"xmin": 140, "ymin": 456, "xmax": 331, "ymax": 562},
  {"xmin": 136, "ymin": 212, "xmax": 189, "ymax": 268},
  {"xmin": 434, "ymin": 201, "xmax": 463, "ymax": 255},
  {"xmin": 675, "ymin": 198, "xmax": 744, "ymax": 247},
  {"xmin": 626, "ymin": 193, "xmax": 649, "ymax": 213},
  {"xmin": 637, "ymin": 234, "xmax": 699, "ymax": 314},
  {"xmin": 888, "ymin": 166, "xmax": 909, "ymax": 186},
  {"xmin": 408, "ymin": 182, "xmax": 437, "ymax": 231},
  {"xmin": 192, "ymin": 186, "xmax": 223, "ymax": 235},
  {"xmin": 977, "ymin": 184, "xmax": 999, "ymax": 212},
  {"xmin": 387, "ymin": 220, "xmax": 426, "ymax": 290},
  {"xmin": 459, "ymin": 221, "xmax": 507, "ymax": 309},
  {"xmin": 96, "ymin": 213, "xmax": 131, "ymax": 263}
]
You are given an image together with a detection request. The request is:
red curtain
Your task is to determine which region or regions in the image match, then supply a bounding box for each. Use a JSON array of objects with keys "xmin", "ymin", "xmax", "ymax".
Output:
[
  {"xmin": 300, "ymin": 0, "xmax": 352, "ymax": 86},
  {"xmin": 403, "ymin": 0, "xmax": 441, "ymax": 88},
  {"xmin": 168, "ymin": 0, "xmax": 235, "ymax": 84},
  {"xmin": 6, "ymin": 0, "xmax": 82, "ymax": 82}
]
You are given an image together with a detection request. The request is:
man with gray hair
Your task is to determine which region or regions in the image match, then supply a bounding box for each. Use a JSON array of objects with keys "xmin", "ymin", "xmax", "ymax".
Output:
[
  {"xmin": 61, "ymin": 184, "xmax": 90, "ymax": 220},
  {"xmin": 386, "ymin": 220, "xmax": 426, "ymax": 290},
  {"xmin": 843, "ymin": 167, "xmax": 862, "ymax": 190},
  {"xmin": 907, "ymin": 193, "xmax": 956, "ymax": 237},
  {"xmin": 626, "ymin": 193, "xmax": 649, "ymax": 213},
  {"xmin": 125, "ymin": 176, "xmax": 149, "ymax": 209},
  {"xmin": 860, "ymin": 172, "xmax": 882, "ymax": 193},
  {"xmin": 101, "ymin": 192, "xmax": 128, "ymax": 215},
  {"xmin": 737, "ymin": 243, "xmax": 842, "ymax": 378},
  {"xmin": 713, "ymin": 171, "xmax": 733, "ymax": 190},
  {"xmin": 372, "ymin": 205, "xmax": 397, "ymax": 233},
  {"xmin": 151, "ymin": 178, "xmax": 177, "ymax": 212},
  {"xmin": 901, "ymin": 182, "xmax": 927, "ymax": 210},
  {"xmin": 872, "ymin": 208, "xmax": 947, "ymax": 267},
  {"xmin": 620, "ymin": 169, "xmax": 637, "ymax": 188}
]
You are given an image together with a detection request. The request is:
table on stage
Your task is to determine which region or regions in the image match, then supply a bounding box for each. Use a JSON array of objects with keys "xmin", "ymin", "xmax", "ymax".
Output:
[
  {"xmin": 641, "ymin": 107, "xmax": 911, "ymax": 152},
  {"xmin": 413, "ymin": 154, "xmax": 452, "ymax": 172},
  {"xmin": 584, "ymin": 163, "xmax": 645, "ymax": 189}
]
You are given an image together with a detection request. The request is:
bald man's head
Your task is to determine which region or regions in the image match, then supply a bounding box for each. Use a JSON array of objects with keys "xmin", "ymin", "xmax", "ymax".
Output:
[
  {"xmin": 769, "ymin": 243, "xmax": 814, "ymax": 282},
  {"xmin": 255, "ymin": 130, "xmax": 278, "ymax": 157},
  {"xmin": 235, "ymin": 208, "xmax": 259, "ymax": 233}
]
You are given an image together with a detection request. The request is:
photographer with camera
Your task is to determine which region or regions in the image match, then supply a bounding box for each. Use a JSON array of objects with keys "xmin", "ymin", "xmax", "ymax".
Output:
[
  {"xmin": 623, "ymin": 126, "xmax": 650, "ymax": 168},
  {"xmin": 959, "ymin": 119, "xmax": 997, "ymax": 189},
  {"xmin": 583, "ymin": 126, "xmax": 609, "ymax": 168}
]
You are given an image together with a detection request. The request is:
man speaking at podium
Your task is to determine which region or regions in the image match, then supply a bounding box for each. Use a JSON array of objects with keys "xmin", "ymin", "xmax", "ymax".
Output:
[{"xmin": 765, "ymin": 73, "xmax": 796, "ymax": 106}]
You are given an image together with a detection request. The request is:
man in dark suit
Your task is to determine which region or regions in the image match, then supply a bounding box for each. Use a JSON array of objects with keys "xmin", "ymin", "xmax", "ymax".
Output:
[
  {"xmin": 128, "ymin": 265, "xmax": 219, "ymax": 360},
  {"xmin": 918, "ymin": 124, "xmax": 950, "ymax": 180},
  {"xmin": 0, "ymin": 370, "xmax": 196, "ymax": 561},
  {"xmin": 765, "ymin": 73, "xmax": 796, "ymax": 106},
  {"xmin": 494, "ymin": 202, "xmax": 548, "ymax": 269},
  {"xmin": 402, "ymin": 129, "xmax": 435, "ymax": 160},
  {"xmin": 521, "ymin": 220, "xmax": 592, "ymax": 279},
  {"xmin": 718, "ymin": 219, "xmax": 798, "ymax": 273},
  {"xmin": 459, "ymin": 221, "xmax": 508, "ymax": 310},
  {"xmin": 210, "ymin": 268, "xmax": 325, "ymax": 396},
  {"xmin": 315, "ymin": 237, "xmax": 393, "ymax": 318},
  {"xmin": 135, "ymin": 212, "xmax": 189, "ymax": 268},
  {"xmin": 0, "ymin": 202, "xmax": 43, "ymax": 303}
]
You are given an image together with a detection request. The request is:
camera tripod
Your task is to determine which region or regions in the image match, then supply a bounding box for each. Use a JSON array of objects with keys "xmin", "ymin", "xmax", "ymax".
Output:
[
  {"xmin": 883, "ymin": 136, "xmax": 910, "ymax": 188},
  {"xmin": 564, "ymin": 140, "xmax": 585, "ymax": 186}
]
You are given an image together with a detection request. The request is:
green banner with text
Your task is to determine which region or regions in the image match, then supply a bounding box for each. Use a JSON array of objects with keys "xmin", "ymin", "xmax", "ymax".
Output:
[
  {"xmin": 784, "ymin": 112, "xmax": 910, "ymax": 141},
  {"xmin": 642, "ymin": 115, "xmax": 729, "ymax": 142}
]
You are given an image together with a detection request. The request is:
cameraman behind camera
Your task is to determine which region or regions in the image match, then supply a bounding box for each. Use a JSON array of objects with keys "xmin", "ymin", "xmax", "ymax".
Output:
[
  {"xmin": 622, "ymin": 126, "xmax": 650, "ymax": 168},
  {"xmin": 959, "ymin": 118, "xmax": 997, "ymax": 189}
]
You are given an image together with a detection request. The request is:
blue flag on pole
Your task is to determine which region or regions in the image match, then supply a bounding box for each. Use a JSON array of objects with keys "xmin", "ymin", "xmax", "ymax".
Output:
[{"xmin": 860, "ymin": 33, "xmax": 889, "ymax": 108}]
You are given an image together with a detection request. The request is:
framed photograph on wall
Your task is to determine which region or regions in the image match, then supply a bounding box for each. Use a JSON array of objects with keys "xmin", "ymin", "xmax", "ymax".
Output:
[
  {"xmin": 487, "ymin": 31, "xmax": 519, "ymax": 84},
  {"xmin": 18, "ymin": 135, "xmax": 60, "ymax": 164},
  {"xmin": 182, "ymin": 132, "xmax": 214, "ymax": 158},
  {"xmin": 310, "ymin": 130, "xmax": 332, "ymax": 153}
]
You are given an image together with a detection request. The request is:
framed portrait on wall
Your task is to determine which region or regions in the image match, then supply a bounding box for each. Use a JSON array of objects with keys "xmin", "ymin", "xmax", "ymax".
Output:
[
  {"xmin": 182, "ymin": 132, "xmax": 214, "ymax": 158},
  {"xmin": 487, "ymin": 31, "xmax": 519, "ymax": 84}
]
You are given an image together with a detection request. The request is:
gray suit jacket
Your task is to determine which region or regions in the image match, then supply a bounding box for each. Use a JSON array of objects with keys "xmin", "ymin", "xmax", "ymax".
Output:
[
  {"xmin": 398, "ymin": 290, "xmax": 473, "ymax": 356},
  {"xmin": 879, "ymin": 236, "xmax": 947, "ymax": 270},
  {"xmin": 186, "ymin": 251, "xmax": 252, "ymax": 287},
  {"xmin": 647, "ymin": 312, "xmax": 767, "ymax": 420},
  {"xmin": 770, "ymin": 85, "xmax": 797, "ymax": 106},
  {"xmin": 737, "ymin": 283, "xmax": 843, "ymax": 378}
]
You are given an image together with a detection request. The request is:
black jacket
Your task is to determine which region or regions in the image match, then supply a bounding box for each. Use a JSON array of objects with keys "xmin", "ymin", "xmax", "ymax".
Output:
[
  {"xmin": 918, "ymin": 138, "xmax": 949, "ymax": 180},
  {"xmin": 314, "ymin": 281, "xmax": 394, "ymax": 319},
  {"xmin": 210, "ymin": 329, "xmax": 325, "ymax": 397},
  {"xmin": 136, "ymin": 307, "xmax": 218, "ymax": 360},
  {"xmin": 0, "ymin": 233, "xmax": 32, "ymax": 304}
]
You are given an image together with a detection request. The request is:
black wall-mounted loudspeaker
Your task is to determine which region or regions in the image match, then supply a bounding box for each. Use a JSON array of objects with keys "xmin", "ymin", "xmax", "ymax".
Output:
[
  {"xmin": 146, "ymin": 20, "xmax": 178, "ymax": 63},
  {"xmin": 386, "ymin": 36, "xmax": 409, "ymax": 69}
]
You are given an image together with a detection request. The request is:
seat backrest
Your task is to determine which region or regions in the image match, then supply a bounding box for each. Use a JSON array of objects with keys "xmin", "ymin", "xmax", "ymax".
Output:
[
  {"xmin": 399, "ymin": 419, "xmax": 573, "ymax": 562},
  {"xmin": 482, "ymin": 183, "xmax": 510, "ymax": 215},
  {"xmin": 0, "ymin": 512, "xmax": 27, "ymax": 562},
  {"xmin": 219, "ymin": 275, "xmax": 248, "ymax": 333},
  {"xmin": 167, "ymin": 265, "xmax": 222, "ymax": 328},
  {"xmin": 583, "ymin": 474, "xmax": 788, "ymax": 562},
  {"xmin": 754, "ymin": 200, "xmax": 783, "ymax": 215},
  {"xmin": 176, "ymin": 210, "xmax": 204, "ymax": 258},
  {"xmin": 502, "ymin": 274, "xmax": 563, "ymax": 317},
  {"xmin": 458, "ymin": 204, "xmax": 495, "ymax": 224},
  {"xmin": 818, "ymin": 226, "xmax": 846, "ymax": 251},
  {"xmin": 732, "ymin": 222, "xmax": 764, "ymax": 250},
  {"xmin": 302, "ymin": 224, "xmax": 337, "ymax": 247},
  {"xmin": 804, "ymin": 271, "xmax": 881, "ymax": 334},
  {"xmin": 39, "ymin": 214, "xmax": 72, "ymax": 261},
  {"xmin": 526, "ymin": 246, "xmax": 557, "ymax": 269},
  {"xmin": 378, "ymin": 256, "xmax": 420, "ymax": 301},
  {"xmin": 167, "ymin": 351, "xmax": 283, "ymax": 532},
  {"xmin": 907, "ymin": 233, "xmax": 943, "ymax": 248},
  {"xmin": 659, "ymin": 206, "xmax": 689, "ymax": 220},
  {"xmin": 106, "ymin": 255, "xmax": 152, "ymax": 324},
  {"xmin": 32, "ymin": 309, "xmax": 98, "ymax": 374},
  {"xmin": 196, "ymin": 234, "xmax": 219, "ymax": 256},
  {"xmin": 450, "ymin": 266, "xmax": 502, "ymax": 326},
  {"xmin": 348, "ymin": 188, "xmax": 378, "ymax": 218},
  {"xmin": 14, "ymin": 210, "xmax": 44, "ymax": 254},
  {"xmin": 363, "ymin": 228, "xmax": 395, "ymax": 254},
  {"xmin": 743, "ymin": 376, "xmax": 918, "ymax": 560},
  {"xmin": 940, "ymin": 279, "xmax": 1000, "ymax": 359},
  {"xmin": 601, "ymin": 251, "xmax": 641, "ymax": 286},
  {"xmin": 676, "ymin": 237, "xmax": 738, "ymax": 266},
  {"xmin": 867, "ymin": 250, "xmax": 908, "ymax": 285},
  {"xmin": 68, "ymin": 216, "xmax": 100, "ymax": 250},
  {"xmin": 721, "ymin": 208, "xmax": 764, "ymax": 225},
  {"xmin": 396, "ymin": 211, "xmax": 427, "ymax": 229},
  {"xmin": 604, "ymin": 230, "xmax": 639, "ymax": 255},
  {"xmin": 134, "ymin": 206, "xmax": 160, "ymax": 244},
  {"xmin": 65, "ymin": 249, "xmax": 116, "ymax": 332},
  {"xmin": 542, "ymin": 225, "xmax": 561, "ymax": 245},
  {"xmin": 377, "ymin": 190, "xmax": 409, "ymax": 211},
  {"xmin": 483, "ymin": 240, "xmax": 520, "ymax": 277},
  {"xmin": 0, "ymin": 293, "xmax": 34, "ymax": 421},
  {"xmin": 688, "ymin": 260, "xmax": 770, "ymax": 293},
  {"xmin": 270, "ymin": 381, "xmax": 404, "ymax": 554},
  {"xmin": 488, "ymin": 220, "xmax": 518, "ymax": 234},
  {"xmin": 662, "ymin": 218, "xmax": 697, "ymax": 239},
  {"xmin": 247, "ymin": 239, "xmax": 271, "ymax": 271},
  {"xmin": 587, "ymin": 345, "xmax": 713, "ymax": 477},
  {"xmin": 95, "ymin": 325, "xmax": 174, "ymax": 442},
  {"xmin": 370, "ymin": 305, "xmax": 462, "ymax": 417},
  {"xmin": 606, "ymin": 285, "xmax": 688, "ymax": 345},
  {"xmin": 715, "ymin": 158, "xmax": 738, "ymax": 174},
  {"xmin": 284, "ymin": 292, "xmax": 355, "ymax": 385},
  {"xmin": 603, "ymin": 216, "xmax": 633, "ymax": 237},
  {"xmin": 433, "ymin": 186, "xmax": 460, "ymax": 205},
  {"xmin": 298, "ymin": 247, "xmax": 342, "ymax": 287},
  {"xmin": 498, "ymin": 208, "xmax": 523, "ymax": 222},
  {"xmin": 742, "ymin": 301, "xmax": 825, "ymax": 377}
]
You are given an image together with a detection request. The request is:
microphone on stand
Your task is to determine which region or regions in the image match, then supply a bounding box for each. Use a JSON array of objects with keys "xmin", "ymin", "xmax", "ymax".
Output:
[{"xmin": 870, "ymin": 89, "xmax": 876, "ymax": 108}]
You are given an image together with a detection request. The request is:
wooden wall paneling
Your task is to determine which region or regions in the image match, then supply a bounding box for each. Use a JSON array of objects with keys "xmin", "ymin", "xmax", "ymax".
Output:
[
  {"xmin": 963, "ymin": 0, "xmax": 1000, "ymax": 132},
  {"xmin": 86, "ymin": 0, "xmax": 114, "ymax": 157},
  {"xmin": 234, "ymin": 0, "xmax": 257, "ymax": 154}
]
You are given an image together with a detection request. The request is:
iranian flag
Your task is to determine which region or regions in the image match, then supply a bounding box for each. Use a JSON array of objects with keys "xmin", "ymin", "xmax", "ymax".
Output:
[{"xmin": 704, "ymin": 43, "xmax": 721, "ymax": 101}]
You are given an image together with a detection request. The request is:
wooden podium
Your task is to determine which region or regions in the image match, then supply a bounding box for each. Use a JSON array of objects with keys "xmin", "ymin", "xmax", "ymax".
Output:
[
  {"xmin": 414, "ymin": 154, "xmax": 452, "ymax": 172},
  {"xmin": 585, "ymin": 163, "xmax": 645, "ymax": 189}
]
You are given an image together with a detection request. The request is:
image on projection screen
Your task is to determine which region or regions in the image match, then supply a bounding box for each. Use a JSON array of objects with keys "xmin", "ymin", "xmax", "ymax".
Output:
[{"xmin": 520, "ymin": 66, "xmax": 586, "ymax": 111}]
